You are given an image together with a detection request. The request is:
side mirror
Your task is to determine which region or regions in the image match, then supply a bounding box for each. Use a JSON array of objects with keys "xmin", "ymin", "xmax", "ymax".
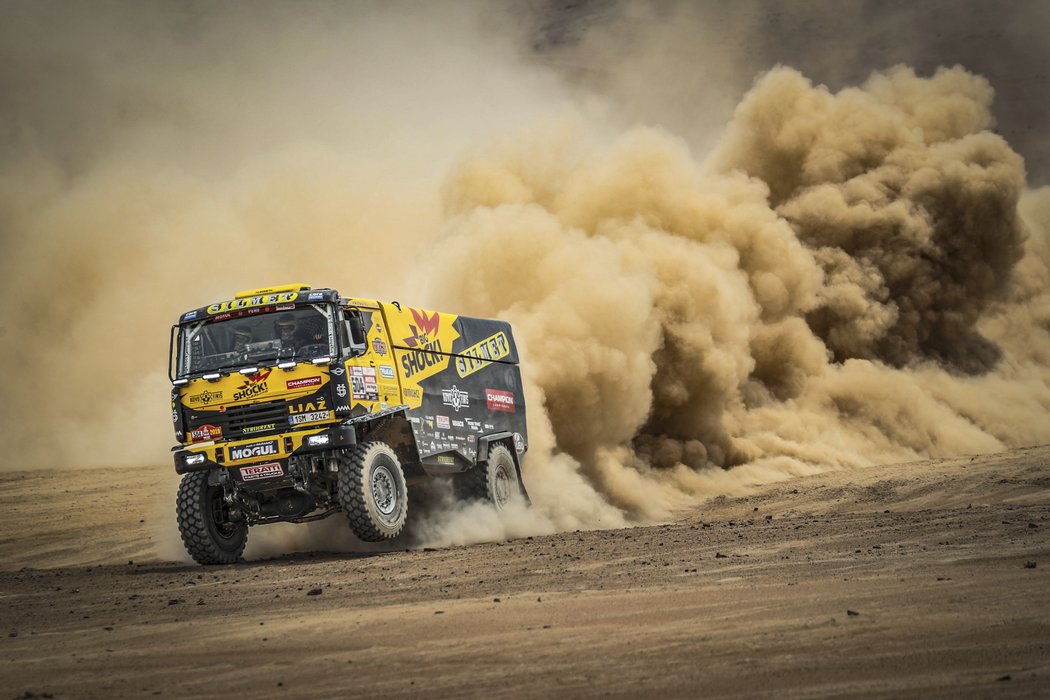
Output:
[{"xmin": 344, "ymin": 318, "xmax": 366, "ymax": 356}]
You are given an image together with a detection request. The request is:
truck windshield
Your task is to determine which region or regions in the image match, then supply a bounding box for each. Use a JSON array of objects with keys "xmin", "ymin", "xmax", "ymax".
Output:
[{"xmin": 177, "ymin": 304, "xmax": 336, "ymax": 378}]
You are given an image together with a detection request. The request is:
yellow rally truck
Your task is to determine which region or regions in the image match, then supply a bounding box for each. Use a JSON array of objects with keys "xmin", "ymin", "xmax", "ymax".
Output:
[{"xmin": 169, "ymin": 284, "xmax": 528, "ymax": 564}]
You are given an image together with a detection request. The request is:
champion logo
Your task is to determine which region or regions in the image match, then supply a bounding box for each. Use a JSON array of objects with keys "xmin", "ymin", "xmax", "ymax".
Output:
[
  {"xmin": 485, "ymin": 388, "xmax": 515, "ymax": 413},
  {"xmin": 286, "ymin": 376, "xmax": 322, "ymax": 390}
]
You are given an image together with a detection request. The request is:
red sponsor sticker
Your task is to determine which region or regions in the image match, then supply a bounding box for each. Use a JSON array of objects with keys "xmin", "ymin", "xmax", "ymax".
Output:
[
  {"xmin": 240, "ymin": 462, "xmax": 284, "ymax": 481},
  {"xmin": 286, "ymin": 376, "xmax": 322, "ymax": 390},
  {"xmin": 189, "ymin": 424, "xmax": 222, "ymax": 442},
  {"xmin": 485, "ymin": 388, "xmax": 515, "ymax": 413}
]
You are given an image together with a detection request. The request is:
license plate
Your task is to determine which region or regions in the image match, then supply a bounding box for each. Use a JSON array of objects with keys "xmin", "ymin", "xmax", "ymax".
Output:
[{"xmin": 289, "ymin": 410, "xmax": 331, "ymax": 425}]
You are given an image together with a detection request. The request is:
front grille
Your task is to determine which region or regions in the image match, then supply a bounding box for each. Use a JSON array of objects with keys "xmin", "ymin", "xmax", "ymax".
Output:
[{"xmin": 186, "ymin": 400, "xmax": 289, "ymax": 440}]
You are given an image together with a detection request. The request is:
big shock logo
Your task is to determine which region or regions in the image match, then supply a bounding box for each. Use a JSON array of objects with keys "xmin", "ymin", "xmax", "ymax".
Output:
[
  {"xmin": 233, "ymin": 369, "xmax": 272, "ymax": 401},
  {"xmin": 401, "ymin": 309, "xmax": 445, "ymax": 379},
  {"xmin": 403, "ymin": 308, "xmax": 440, "ymax": 348}
]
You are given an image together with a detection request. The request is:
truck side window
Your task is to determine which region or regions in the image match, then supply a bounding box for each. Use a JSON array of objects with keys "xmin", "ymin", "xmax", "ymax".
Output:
[{"xmin": 344, "ymin": 308, "xmax": 366, "ymax": 356}]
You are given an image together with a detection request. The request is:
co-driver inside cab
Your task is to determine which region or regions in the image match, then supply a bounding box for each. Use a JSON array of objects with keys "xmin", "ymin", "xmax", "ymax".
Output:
[{"xmin": 275, "ymin": 314, "xmax": 300, "ymax": 350}]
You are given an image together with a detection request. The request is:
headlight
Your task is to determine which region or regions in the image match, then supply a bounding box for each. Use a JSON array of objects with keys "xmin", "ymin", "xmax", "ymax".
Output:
[
  {"xmin": 305, "ymin": 434, "xmax": 330, "ymax": 447},
  {"xmin": 185, "ymin": 453, "xmax": 206, "ymax": 466}
]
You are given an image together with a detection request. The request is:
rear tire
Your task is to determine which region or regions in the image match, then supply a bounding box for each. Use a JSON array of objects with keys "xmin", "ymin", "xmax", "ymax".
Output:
[
  {"xmin": 338, "ymin": 442, "xmax": 409, "ymax": 541},
  {"xmin": 465, "ymin": 443, "xmax": 523, "ymax": 510},
  {"xmin": 176, "ymin": 471, "xmax": 247, "ymax": 565}
]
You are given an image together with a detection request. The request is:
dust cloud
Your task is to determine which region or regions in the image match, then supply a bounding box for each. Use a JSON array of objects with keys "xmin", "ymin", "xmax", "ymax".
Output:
[
  {"xmin": 1, "ymin": 2, "xmax": 1049, "ymax": 556},
  {"xmin": 423, "ymin": 65, "xmax": 1050, "ymax": 528}
]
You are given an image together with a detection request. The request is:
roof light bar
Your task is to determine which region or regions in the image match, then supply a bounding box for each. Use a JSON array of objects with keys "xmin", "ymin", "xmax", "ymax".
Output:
[{"xmin": 234, "ymin": 283, "xmax": 312, "ymax": 299}]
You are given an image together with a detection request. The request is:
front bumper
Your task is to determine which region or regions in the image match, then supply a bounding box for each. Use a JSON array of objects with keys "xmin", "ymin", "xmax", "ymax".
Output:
[{"xmin": 173, "ymin": 422, "xmax": 357, "ymax": 474}]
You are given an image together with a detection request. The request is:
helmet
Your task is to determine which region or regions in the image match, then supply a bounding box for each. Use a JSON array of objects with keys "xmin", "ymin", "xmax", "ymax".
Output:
[{"xmin": 275, "ymin": 313, "xmax": 298, "ymax": 338}]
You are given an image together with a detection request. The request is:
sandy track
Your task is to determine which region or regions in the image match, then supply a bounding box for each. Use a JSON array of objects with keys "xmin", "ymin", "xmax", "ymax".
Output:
[{"xmin": 1, "ymin": 447, "xmax": 1048, "ymax": 698}]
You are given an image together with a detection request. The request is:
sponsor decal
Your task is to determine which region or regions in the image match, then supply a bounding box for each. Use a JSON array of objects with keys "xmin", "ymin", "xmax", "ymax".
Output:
[
  {"xmin": 286, "ymin": 376, "xmax": 322, "ymax": 390},
  {"xmin": 334, "ymin": 404, "xmax": 351, "ymax": 413},
  {"xmin": 379, "ymin": 364, "xmax": 396, "ymax": 379},
  {"xmin": 188, "ymin": 390, "xmax": 224, "ymax": 406},
  {"xmin": 336, "ymin": 384, "xmax": 348, "ymax": 398},
  {"xmin": 403, "ymin": 387, "xmax": 421, "ymax": 399},
  {"xmin": 436, "ymin": 415, "xmax": 450, "ymax": 429},
  {"xmin": 424, "ymin": 417, "xmax": 435, "ymax": 429},
  {"xmin": 233, "ymin": 369, "xmax": 272, "ymax": 402},
  {"xmin": 308, "ymin": 291, "xmax": 325, "ymax": 301},
  {"xmin": 241, "ymin": 462, "xmax": 284, "ymax": 481},
  {"xmin": 467, "ymin": 434, "xmax": 475, "ymax": 444},
  {"xmin": 290, "ymin": 398, "xmax": 328, "ymax": 414},
  {"xmin": 172, "ymin": 408, "xmax": 179, "ymax": 423},
  {"xmin": 484, "ymin": 423, "xmax": 496, "ymax": 431},
  {"xmin": 330, "ymin": 366, "xmax": 344, "ymax": 376},
  {"xmin": 400, "ymin": 308, "xmax": 451, "ymax": 379},
  {"xmin": 486, "ymin": 388, "xmax": 516, "ymax": 413},
  {"xmin": 455, "ymin": 331, "xmax": 511, "ymax": 378},
  {"xmin": 513, "ymin": 432, "xmax": 526, "ymax": 453},
  {"xmin": 466, "ymin": 419, "xmax": 481, "ymax": 431},
  {"xmin": 372, "ymin": 338, "xmax": 388, "ymax": 356},
  {"xmin": 182, "ymin": 310, "xmax": 198, "ymax": 321},
  {"xmin": 403, "ymin": 308, "xmax": 440, "ymax": 348},
  {"xmin": 400, "ymin": 346, "xmax": 445, "ymax": 379},
  {"xmin": 206, "ymin": 292, "xmax": 298, "ymax": 315},
  {"xmin": 242, "ymin": 423, "xmax": 276, "ymax": 435},
  {"xmin": 452, "ymin": 419, "xmax": 465, "ymax": 428},
  {"xmin": 350, "ymin": 366, "xmax": 379, "ymax": 401},
  {"xmin": 229, "ymin": 439, "xmax": 279, "ymax": 461},
  {"xmin": 190, "ymin": 424, "xmax": 222, "ymax": 442},
  {"xmin": 441, "ymin": 385, "xmax": 469, "ymax": 412},
  {"xmin": 289, "ymin": 410, "xmax": 331, "ymax": 425},
  {"xmin": 375, "ymin": 323, "xmax": 383, "ymax": 333},
  {"xmin": 436, "ymin": 455, "xmax": 455, "ymax": 465}
]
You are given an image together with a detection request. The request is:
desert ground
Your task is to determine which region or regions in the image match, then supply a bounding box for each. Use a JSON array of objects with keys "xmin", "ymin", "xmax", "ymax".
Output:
[{"xmin": 1, "ymin": 446, "xmax": 1048, "ymax": 699}]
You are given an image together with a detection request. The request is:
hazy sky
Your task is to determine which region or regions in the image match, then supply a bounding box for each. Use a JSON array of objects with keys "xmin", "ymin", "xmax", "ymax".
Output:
[{"xmin": 531, "ymin": 0, "xmax": 1050, "ymax": 185}]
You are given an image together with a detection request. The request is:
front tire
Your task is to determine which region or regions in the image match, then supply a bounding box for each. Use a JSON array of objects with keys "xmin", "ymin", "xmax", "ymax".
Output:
[
  {"xmin": 338, "ymin": 442, "xmax": 409, "ymax": 541},
  {"xmin": 465, "ymin": 443, "xmax": 523, "ymax": 510},
  {"xmin": 176, "ymin": 471, "xmax": 247, "ymax": 565}
]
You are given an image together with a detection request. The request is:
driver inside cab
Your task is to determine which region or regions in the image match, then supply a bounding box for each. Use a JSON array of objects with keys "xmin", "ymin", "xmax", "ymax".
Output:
[
  {"xmin": 231, "ymin": 325, "xmax": 253, "ymax": 353},
  {"xmin": 275, "ymin": 314, "xmax": 301, "ymax": 350}
]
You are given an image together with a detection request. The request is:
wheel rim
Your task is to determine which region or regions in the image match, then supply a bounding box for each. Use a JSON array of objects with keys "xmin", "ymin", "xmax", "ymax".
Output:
[
  {"xmin": 371, "ymin": 464, "xmax": 398, "ymax": 518},
  {"xmin": 493, "ymin": 463, "xmax": 511, "ymax": 507},
  {"xmin": 208, "ymin": 488, "xmax": 238, "ymax": 541}
]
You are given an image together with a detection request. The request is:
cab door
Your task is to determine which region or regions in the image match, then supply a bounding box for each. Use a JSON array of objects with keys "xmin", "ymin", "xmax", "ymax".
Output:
[{"xmin": 341, "ymin": 306, "xmax": 402, "ymax": 415}]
